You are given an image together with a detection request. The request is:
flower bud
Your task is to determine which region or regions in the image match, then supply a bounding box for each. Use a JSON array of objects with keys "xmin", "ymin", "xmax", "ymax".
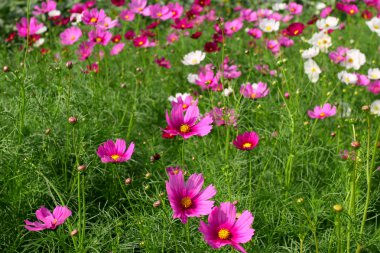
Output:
[
  {"xmin": 351, "ymin": 141, "xmax": 360, "ymax": 148},
  {"xmin": 153, "ymin": 200, "xmax": 161, "ymax": 208},
  {"xmin": 333, "ymin": 204, "xmax": 343, "ymax": 213},
  {"xmin": 145, "ymin": 172, "xmax": 152, "ymax": 179},
  {"xmin": 362, "ymin": 105, "xmax": 369, "ymax": 111},
  {"xmin": 125, "ymin": 178, "xmax": 132, "ymax": 185},
  {"xmin": 78, "ymin": 165, "xmax": 86, "ymax": 171},
  {"xmin": 330, "ymin": 132, "xmax": 336, "ymax": 137},
  {"xmin": 3, "ymin": 66, "xmax": 10, "ymax": 72},
  {"xmin": 66, "ymin": 61, "xmax": 73, "ymax": 69},
  {"xmin": 296, "ymin": 198, "xmax": 304, "ymax": 204},
  {"xmin": 68, "ymin": 116, "xmax": 77, "ymax": 124},
  {"xmin": 45, "ymin": 128, "xmax": 51, "ymax": 135},
  {"xmin": 70, "ymin": 229, "xmax": 78, "ymax": 236}
]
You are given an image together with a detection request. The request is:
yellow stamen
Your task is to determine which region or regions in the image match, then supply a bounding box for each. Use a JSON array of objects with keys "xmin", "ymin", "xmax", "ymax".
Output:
[
  {"xmin": 111, "ymin": 154, "xmax": 120, "ymax": 160},
  {"xmin": 218, "ymin": 228, "xmax": 231, "ymax": 240},
  {"xmin": 251, "ymin": 93, "xmax": 257, "ymax": 99},
  {"xmin": 180, "ymin": 197, "xmax": 192, "ymax": 209},
  {"xmin": 182, "ymin": 104, "xmax": 188, "ymax": 109},
  {"xmin": 243, "ymin": 142, "xmax": 252, "ymax": 149},
  {"xmin": 180, "ymin": 124, "xmax": 191, "ymax": 133},
  {"xmin": 96, "ymin": 37, "xmax": 102, "ymax": 42},
  {"xmin": 138, "ymin": 41, "xmax": 143, "ymax": 45},
  {"xmin": 319, "ymin": 112, "xmax": 326, "ymax": 117},
  {"xmin": 70, "ymin": 35, "xmax": 76, "ymax": 41},
  {"xmin": 52, "ymin": 219, "xmax": 58, "ymax": 225},
  {"xmin": 157, "ymin": 12, "xmax": 162, "ymax": 17},
  {"xmin": 90, "ymin": 17, "xmax": 97, "ymax": 23}
]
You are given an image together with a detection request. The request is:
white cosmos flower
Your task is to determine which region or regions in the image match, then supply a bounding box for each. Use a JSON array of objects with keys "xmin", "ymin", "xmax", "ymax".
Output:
[
  {"xmin": 308, "ymin": 31, "xmax": 332, "ymax": 53},
  {"xmin": 259, "ymin": 18, "xmax": 280, "ymax": 33},
  {"xmin": 33, "ymin": 38, "xmax": 45, "ymax": 47},
  {"xmin": 182, "ymin": 50, "xmax": 205, "ymax": 65},
  {"xmin": 370, "ymin": 100, "xmax": 380, "ymax": 116},
  {"xmin": 341, "ymin": 49, "xmax": 366, "ymax": 70},
  {"xmin": 168, "ymin": 93, "xmax": 190, "ymax": 103},
  {"xmin": 70, "ymin": 13, "xmax": 83, "ymax": 26},
  {"xmin": 316, "ymin": 16, "xmax": 339, "ymax": 31},
  {"xmin": 366, "ymin": 17, "xmax": 380, "ymax": 36},
  {"xmin": 302, "ymin": 47, "xmax": 320, "ymax": 59},
  {"xmin": 187, "ymin": 73, "xmax": 199, "ymax": 84},
  {"xmin": 338, "ymin": 71, "xmax": 358, "ymax": 84},
  {"xmin": 368, "ymin": 68, "xmax": 380, "ymax": 80},
  {"xmin": 316, "ymin": 2, "xmax": 326, "ymax": 10},
  {"xmin": 36, "ymin": 26, "xmax": 47, "ymax": 34},
  {"xmin": 222, "ymin": 87, "xmax": 233, "ymax": 96},
  {"xmin": 304, "ymin": 59, "xmax": 321, "ymax": 83},
  {"xmin": 48, "ymin": 10, "xmax": 61, "ymax": 17},
  {"xmin": 272, "ymin": 3, "xmax": 287, "ymax": 11}
]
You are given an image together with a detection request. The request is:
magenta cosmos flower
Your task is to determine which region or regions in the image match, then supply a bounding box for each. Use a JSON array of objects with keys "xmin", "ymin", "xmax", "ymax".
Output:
[
  {"xmin": 166, "ymin": 171, "xmax": 216, "ymax": 223},
  {"xmin": 25, "ymin": 206, "xmax": 72, "ymax": 231},
  {"xmin": 307, "ymin": 103, "xmax": 337, "ymax": 119},
  {"xmin": 164, "ymin": 104, "xmax": 213, "ymax": 139},
  {"xmin": 233, "ymin": 131, "xmax": 259, "ymax": 151},
  {"xmin": 240, "ymin": 82, "xmax": 269, "ymax": 99},
  {"xmin": 97, "ymin": 139, "xmax": 135, "ymax": 163},
  {"xmin": 33, "ymin": 0, "xmax": 57, "ymax": 15},
  {"xmin": 16, "ymin": 17, "xmax": 44, "ymax": 37},
  {"xmin": 199, "ymin": 202, "xmax": 255, "ymax": 253},
  {"xmin": 82, "ymin": 8, "xmax": 106, "ymax": 26},
  {"xmin": 60, "ymin": 26, "xmax": 82, "ymax": 45}
]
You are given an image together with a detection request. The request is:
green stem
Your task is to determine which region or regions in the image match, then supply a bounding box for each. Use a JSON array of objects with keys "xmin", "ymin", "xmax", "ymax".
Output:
[
  {"xmin": 249, "ymin": 155, "xmax": 253, "ymax": 210},
  {"xmin": 225, "ymin": 126, "xmax": 230, "ymax": 161}
]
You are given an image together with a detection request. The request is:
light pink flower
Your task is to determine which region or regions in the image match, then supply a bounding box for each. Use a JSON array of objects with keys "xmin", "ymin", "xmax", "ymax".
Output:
[
  {"xmin": 97, "ymin": 139, "xmax": 135, "ymax": 163},
  {"xmin": 167, "ymin": 33, "xmax": 179, "ymax": 44},
  {"xmin": 33, "ymin": 0, "xmax": 57, "ymax": 15},
  {"xmin": 120, "ymin": 9, "xmax": 135, "ymax": 21},
  {"xmin": 82, "ymin": 8, "xmax": 106, "ymax": 26},
  {"xmin": 166, "ymin": 171, "xmax": 216, "ymax": 223},
  {"xmin": 25, "ymin": 206, "xmax": 72, "ymax": 231},
  {"xmin": 60, "ymin": 26, "xmax": 82, "ymax": 45},
  {"xmin": 76, "ymin": 41, "xmax": 95, "ymax": 61},
  {"xmin": 96, "ymin": 17, "xmax": 119, "ymax": 30},
  {"xmin": 240, "ymin": 82, "xmax": 269, "ymax": 99},
  {"xmin": 307, "ymin": 103, "xmax": 337, "ymax": 119},
  {"xmin": 288, "ymin": 2, "xmax": 303, "ymax": 15},
  {"xmin": 199, "ymin": 202, "xmax": 255, "ymax": 253},
  {"xmin": 164, "ymin": 104, "xmax": 213, "ymax": 139},
  {"xmin": 110, "ymin": 43, "xmax": 125, "ymax": 55},
  {"xmin": 129, "ymin": 0, "xmax": 150, "ymax": 15}
]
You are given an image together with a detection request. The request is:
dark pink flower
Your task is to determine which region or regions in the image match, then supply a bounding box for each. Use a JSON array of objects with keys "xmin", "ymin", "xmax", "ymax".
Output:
[
  {"xmin": 111, "ymin": 0, "xmax": 125, "ymax": 7},
  {"xmin": 221, "ymin": 57, "xmax": 241, "ymax": 79},
  {"xmin": 167, "ymin": 3, "xmax": 183, "ymax": 19},
  {"xmin": 284, "ymin": 22, "xmax": 305, "ymax": 36},
  {"xmin": 307, "ymin": 104, "xmax": 337, "ymax": 119},
  {"xmin": 154, "ymin": 57, "xmax": 171, "ymax": 69},
  {"xmin": 233, "ymin": 131, "xmax": 259, "ymax": 151},
  {"xmin": 120, "ymin": 9, "xmax": 135, "ymax": 21},
  {"xmin": 170, "ymin": 94, "xmax": 197, "ymax": 111},
  {"xmin": 164, "ymin": 104, "xmax": 213, "ymax": 139},
  {"xmin": 88, "ymin": 29, "xmax": 112, "ymax": 46},
  {"xmin": 368, "ymin": 80, "xmax": 380, "ymax": 94},
  {"xmin": 166, "ymin": 166, "xmax": 183, "ymax": 176},
  {"xmin": 166, "ymin": 171, "xmax": 216, "ymax": 223},
  {"xmin": 25, "ymin": 206, "xmax": 72, "ymax": 231},
  {"xmin": 167, "ymin": 33, "xmax": 179, "ymax": 44},
  {"xmin": 206, "ymin": 107, "xmax": 237, "ymax": 127},
  {"xmin": 247, "ymin": 28, "xmax": 262, "ymax": 39},
  {"xmin": 133, "ymin": 35, "xmax": 148, "ymax": 47},
  {"xmin": 149, "ymin": 4, "xmax": 171, "ymax": 20},
  {"xmin": 172, "ymin": 18, "xmax": 193, "ymax": 30},
  {"xmin": 199, "ymin": 202, "xmax": 255, "ymax": 253},
  {"xmin": 97, "ymin": 139, "xmax": 135, "ymax": 163},
  {"xmin": 16, "ymin": 17, "xmax": 45, "ymax": 37},
  {"xmin": 82, "ymin": 8, "xmax": 106, "ymax": 26},
  {"xmin": 76, "ymin": 41, "xmax": 96, "ymax": 61}
]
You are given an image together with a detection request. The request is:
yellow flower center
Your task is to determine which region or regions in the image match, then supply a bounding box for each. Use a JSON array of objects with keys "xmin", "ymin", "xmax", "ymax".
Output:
[
  {"xmin": 251, "ymin": 93, "xmax": 257, "ymax": 99},
  {"xmin": 180, "ymin": 197, "xmax": 192, "ymax": 209},
  {"xmin": 111, "ymin": 154, "xmax": 120, "ymax": 160},
  {"xmin": 70, "ymin": 35, "xmax": 76, "ymax": 41},
  {"xmin": 173, "ymin": 169, "xmax": 179, "ymax": 174},
  {"xmin": 96, "ymin": 37, "xmax": 102, "ymax": 42},
  {"xmin": 52, "ymin": 219, "xmax": 58, "ymax": 225},
  {"xmin": 138, "ymin": 7, "xmax": 143, "ymax": 11},
  {"xmin": 243, "ymin": 142, "xmax": 252, "ymax": 148},
  {"xmin": 157, "ymin": 12, "xmax": 162, "ymax": 17},
  {"xmin": 191, "ymin": 59, "xmax": 198, "ymax": 64},
  {"xmin": 348, "ymin": 58, "xmax": 353, "ymax": 63},
  {"xmin": 294, "ymin": 30, "xmax": 299, "ymax": 35},
  {"xmin": 138, "ymin": 41, "xmax": 143, "ymax": 45},
  {"xmin": 265, "ymin": 25, "xmax": 272, "ymax": 31},
  {"xmin": 374, "ymin": 25, "xmax": 379, "ymax": 29},
  {"xmin": 180, "ymin": 124, "xmax": 191, "ymax": 133},
  {"xmin": 319, "ymin": 112, "xmax": 326, "ymax": 117},
  {"xmin": 349, "ymin": 9, "xmax": 354, "ymax": 14},
  {"xmin": 125, "ymin": 15, "xmax": 129, "ymax": 19},
  {"xmin": 218, "ymin": 228, "xmax": 231, "ymax": 240},
  {"xmin": 182, "ymin": 104, "xmax": 188, "ymax": 109},
  {"xmin": 311, "ymin": 67, "xmax": 317, "ymax": 73},
  {"xmin": 90, "ymin": 17, "xmax": 97, "ymax": 23}
]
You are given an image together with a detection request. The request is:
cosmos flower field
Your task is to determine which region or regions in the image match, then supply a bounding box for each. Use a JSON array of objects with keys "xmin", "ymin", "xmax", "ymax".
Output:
[{"xmin": 1, "ymin": 0, "xmax": 380, "ymax": 252}]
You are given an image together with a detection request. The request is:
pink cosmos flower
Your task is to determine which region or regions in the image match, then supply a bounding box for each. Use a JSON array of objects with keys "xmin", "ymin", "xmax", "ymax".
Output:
[
  {"xmin": 129, "ymin": 0, "xmax": 150, "ymax": 15},
  {"xmin": 97, "ymin": 139, "xmax": 135, "ymax": 163},
  {"xmin": 133, "ymin": 35, "xmax": 148, "ymax": 47},
  {"xmin": 149, "ymin": 4, "xmax": 171, "ymax": 20},
  {"xmin": 76, "ymin": 41, "xmax": 95, "ymax": 61},
  {"xmin": 154, "ymin": 57, "xmax": 171, "ymax": 69},
  {"xmin": 25, "ymin": 206, "xmax": 72, "ymax": 231},
  {"xmin": 329, "ymin": 47, "xmax": 349, "ymax": 64},
  {"xmin": 164, "ymin": 104, "xmax": 213, "ymax": 139},
  {"xmin": 96, "ymin": 17, "xmax": 119, "ymax": 30},
  {"xmin": 60, "ymin": 26, "xmax": 82, "ymax": 45},
  {"xmin": 247, "ymin": 28, "xmax": 263, "ymax": 39},
  {"xmin": 282, "ymin": 15, "xmax": 294, "ymax": 23},
  {"xmin": 16, "ymin": 17, "xmax": 45, "ymax": 37},
  {"xmin": 368, "ymin": 80, "xmax": 380, "ymax": 94},
  {"xmin": 240, "ymin": 82, "xmax": 269, "ymax": 99},
  {"xmin": 221, "ymin": 57, "xmax": 241, "ymax": 79},
  {"xmin": 88, "ymin": 29, "xmax": 112, "ymax": 46},
  {"xmin": 206, "ymin": 107, "xmax": 237, "ymax": 127},
  {"xmin": 355, "ymin": 74, "xmax": 370, "ymax": 86},
  {"xmin": 233, "ymin": 131, "xmax": 259, "ymax": 151},
  {"xmin": 120, "ymin": 9, "xmax": 135, "ymax": 21},
  {"xmin": 33, "ymin": 0, "xmax": 57, "ymax": 15},
  {"xmin": 166, "ymin": 171, "xmax": 216, "ymax": 224},
  {"xmin": 111, "ymin": 0, "xmax": 125, "ymax": 7},
  {"xmin": 196, "ymin": 69, "xmax": 221, "ymax": 91},
  {"xmin": 167, "ymin": 3, "xmax": 183, "ymax": 19},
  {"xmin": 224, "ymin": 19, "xmax": 243, "ymax": 37},
  {"xmin": 171, "ymin": 94, "xmax": 197, "ymax": 110},
  {"xmin": 266, "ymin": 40, "xmax": 280, "ymax": 54},
  {"xmin": 167, "ymin": 33, "xmax": 179, "ymax": 44},
  {"xmin": 110, "ymin": 43, "xmax": 125, "ymax": 55},
  {"xmin": 172, "ymin": 18, "xmax": 193, "ymax": 30},
  {"xmin": 320, "ymin": 6, "xmax": 333, "ymax": 18},
  {"xmin": 166, "ymin": 166, "xmax": 183, "ymax": 176},
  {"xmin": 82, "ymin": 8, "xmax": 106, "ymax": 26},
  {"xmin": 199, "ymin": 202, "xmax": 255, "ymax": 253},
  {"xmin": 307, "ymin": 104, "xmax": 337, "ymax": 119},
  {"xmin": 279, "ymin": 36, "xmax": 294, "ymax": 47},
  {"xmin": 284, "ymin": 22, "xmax": 305, "ymax": 36},
  {"xmin": 288, "ymin": 2, "xmax": 303, "ymax": 15},
  {"xmin": 269, "ymin": 12, "xmax": 283, "ymax": 21}
]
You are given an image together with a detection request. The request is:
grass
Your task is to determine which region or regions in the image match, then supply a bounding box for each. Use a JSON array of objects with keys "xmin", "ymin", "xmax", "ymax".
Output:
[{"xmin": 1, "ymin": 1, "xmax": 380, "ymax": 252}]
